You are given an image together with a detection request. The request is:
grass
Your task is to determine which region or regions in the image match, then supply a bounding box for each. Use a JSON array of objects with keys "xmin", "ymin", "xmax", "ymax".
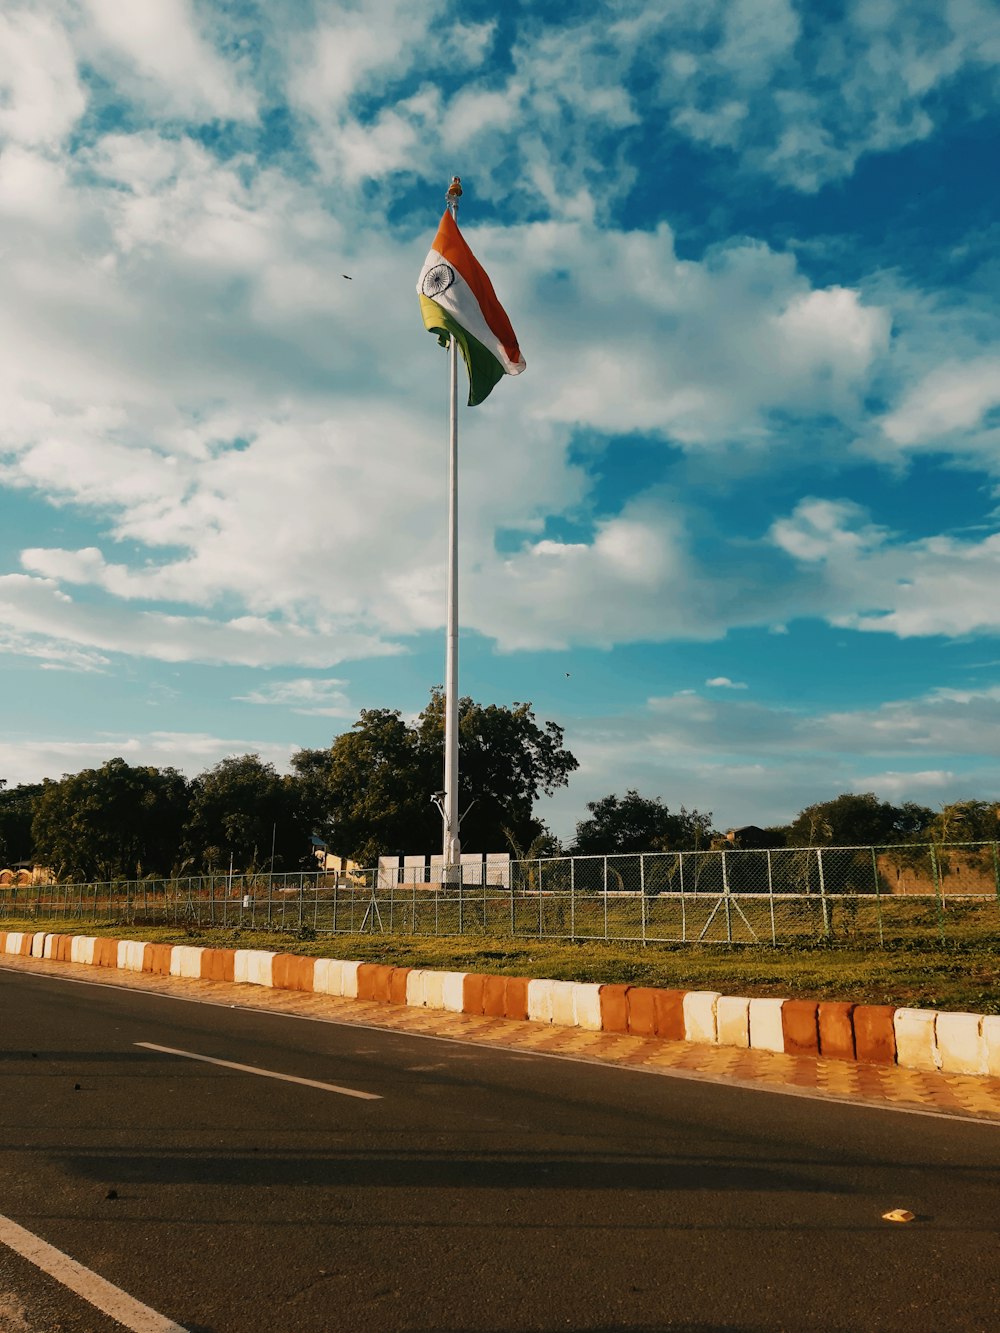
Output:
[{"xmin": 3, "ymin": 915, "xmax": 999, "ymax": 1013}]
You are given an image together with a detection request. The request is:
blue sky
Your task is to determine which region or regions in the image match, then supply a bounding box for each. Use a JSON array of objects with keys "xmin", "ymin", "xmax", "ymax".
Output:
[{"xmin": 1, "ymin": 0, "xmax": 1000, "ymax": 842}]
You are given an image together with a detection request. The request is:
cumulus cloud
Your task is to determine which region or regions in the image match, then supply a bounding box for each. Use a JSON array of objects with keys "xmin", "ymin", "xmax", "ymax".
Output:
[
  {"xmin": 771, "ymin": 499, "xmax": 1000, "ymax": 639},
  {"xmin": 0, "ymin": 107, "xmax": 899, "ymax": 663}
]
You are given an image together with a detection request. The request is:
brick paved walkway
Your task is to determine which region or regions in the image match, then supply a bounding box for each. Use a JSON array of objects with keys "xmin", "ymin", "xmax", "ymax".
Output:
[{"xmin": 5, "ymin": 952, "xmax": 1000, "ymax": 1122}]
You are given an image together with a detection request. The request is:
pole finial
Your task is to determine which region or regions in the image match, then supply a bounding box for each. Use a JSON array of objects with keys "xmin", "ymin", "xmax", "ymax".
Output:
[{"xmin": 446, "ymin": 175, "xmax": 462, "ymax": 216}]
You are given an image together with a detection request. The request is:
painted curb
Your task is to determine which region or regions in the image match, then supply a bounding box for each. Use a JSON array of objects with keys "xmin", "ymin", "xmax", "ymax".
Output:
[{"xmin": 2, "ymin": 931, "xmax": 998, "ymax": 1079}]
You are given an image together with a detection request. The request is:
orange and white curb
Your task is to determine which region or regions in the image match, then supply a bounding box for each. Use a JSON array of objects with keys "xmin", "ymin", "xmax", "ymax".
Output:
[{"xmin": 4, "ymin": 929, "xmax": 999, "ymax": 1078}]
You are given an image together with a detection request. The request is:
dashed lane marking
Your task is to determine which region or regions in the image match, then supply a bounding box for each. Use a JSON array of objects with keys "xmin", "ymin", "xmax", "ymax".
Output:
[{"xmin": 135, "ymin": 1041, "xmax": 382, "ymax": 1100}]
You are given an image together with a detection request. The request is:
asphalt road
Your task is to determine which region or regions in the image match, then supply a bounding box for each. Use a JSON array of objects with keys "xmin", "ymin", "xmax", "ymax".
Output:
[{"xmin": 1, "ymin": 965, "xmax": 999, "ymax": 1333}]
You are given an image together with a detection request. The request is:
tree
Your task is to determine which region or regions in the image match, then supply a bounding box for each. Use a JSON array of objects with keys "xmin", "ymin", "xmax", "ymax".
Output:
[
  {"xmin": 0, "ymin": 781, "xmax": 44, "ymax": 866},
  {"xmin": 293, "ymin": 710, "xmax": 434, "ymax": 868},
  {"xmin": 417, "ymin": 689, "xmax": 578, "ymax": 853},
  {"xmin": 784, "ymin": 792, "xmax": 934, "ymax": 848},
  {"xmin": 573, "ymin": 790, "xmax": 714, "ymax": 855},
  {"xmin": 926, "ymin": 800, "xmax": 1000, "ymax": 846},
  {"xmin": 293, "ymin": 690, "xmax": 579, "ymax": 865},
  {"xmin": 31, "ymin": 759, "xmax": 190, "ymax": 881},
  {"xmin": 183, "ymin": 754, "xmax": 320, "ymax": 874}
]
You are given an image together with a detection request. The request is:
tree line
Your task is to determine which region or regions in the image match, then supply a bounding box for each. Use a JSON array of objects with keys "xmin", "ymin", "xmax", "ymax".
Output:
[
  {"xmin": 1, "ymin": 690, "xmax": 996, "ymax": 880},
  {"xmin": 574, "ymin": 789, "xmax": 1000, "ymax": 854},
  {"xmin": 0, "ymin": 690, "xmax": 576, "ymax": 881}
]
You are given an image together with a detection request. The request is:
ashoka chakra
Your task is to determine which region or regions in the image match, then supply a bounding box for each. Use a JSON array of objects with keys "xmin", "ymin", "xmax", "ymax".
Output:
[{"xmin": 421, "ymin": 263, "xmax": 455, "ymax": 298}]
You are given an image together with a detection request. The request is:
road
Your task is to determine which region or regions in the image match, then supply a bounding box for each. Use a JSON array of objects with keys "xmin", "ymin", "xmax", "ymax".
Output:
[{"xmin": 1, "ymin": 964, "xmax": 999, "ymax": 1332}]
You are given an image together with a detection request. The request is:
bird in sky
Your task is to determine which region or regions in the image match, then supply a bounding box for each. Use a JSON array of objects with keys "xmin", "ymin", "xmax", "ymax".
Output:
[{"xmin": 342, "ymin": 274, "xmax": 352, "ymax": 280}]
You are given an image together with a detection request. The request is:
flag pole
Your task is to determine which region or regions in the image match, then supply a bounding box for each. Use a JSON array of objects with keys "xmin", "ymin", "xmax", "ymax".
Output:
[{"xmin": 442, "ymin": 179, "xmax": 461, "ymax": 877}]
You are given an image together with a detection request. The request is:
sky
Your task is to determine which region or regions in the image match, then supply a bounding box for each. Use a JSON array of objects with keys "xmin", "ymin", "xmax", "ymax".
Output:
[{"xmin": 1, "ymin": 0, "xmax": 1000, "ymax": 845}]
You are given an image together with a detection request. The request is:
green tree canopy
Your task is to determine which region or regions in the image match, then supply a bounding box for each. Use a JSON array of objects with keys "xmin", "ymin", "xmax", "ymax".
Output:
[
  {"xmin": 784, "ymin": 792, "xmax": 935, "ymax": 847},
  {"xmin": 293, "ymin": 690, "xmax": 578, "ymax": 865},
  {"xmin": 573, "ymin": 790, "xmax": 714, "ymax": 855},
  {"xmin": 418, "ymin": 688, "xmax": 578, "ymax": 853},
  {"xmin": 183, "ymin": 754, "xmax": 320, "ymax": 874},
  {"xmin": 293, "ymin": 709, "xmax": 432, "ymax": 868},
  {"xmin": 31, "ymin": 759, "xmax": 190, "ymax": 881},
  {"xmin": 0, "ymin": 781, "xmax": 44, "ymax": 866},
  {"xmin": 926, "ymin": 800, "xmax": 1000, "ymax": 844}
]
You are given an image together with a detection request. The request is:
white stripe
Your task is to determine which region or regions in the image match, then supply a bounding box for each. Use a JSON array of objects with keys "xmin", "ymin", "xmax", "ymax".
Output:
[
  {"xmin": 135, "ymin": 1042, "xmax": 381, "ymax": 1100},
  {"xmin": 418, "ymin": 247, "xmax": 525, "ymax": 375},
  {"xmin": 0, "ymin": 1213, "xmax": 184, "ymax": 1333}
]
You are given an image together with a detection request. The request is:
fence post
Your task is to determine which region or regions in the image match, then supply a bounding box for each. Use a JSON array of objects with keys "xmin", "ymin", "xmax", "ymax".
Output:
[
  {"xmin": 603, "ymin": 856, "xmax": 608, "ymax": 941},
  {"xmin": 721, "ymin": 850, "xmax": 733, "ymax": 943},
  {"xmin": 816, "ymin": 849, "xmax": 831, "ymax": 941},
  {"xmin": 570, "ymin": 856, "xmax": 576, "ymax": 940},
  {"xmin": 679, "ymin": 852, "xmax": 686, "ymax": 943},
  {"xmin": 537, "ymin": 859, "xmax": 543, "ymax": 938},
  {"xmin": 767, "ymin": 849, "xmax": 776, "ymax": 945},
  {"xmin": 993, "ymin": 843, "xmax": 1000, "ymax": 927},
  {"xmin": 929, "ymin": 844, "xmax": 946, "ymax": 944},
  {"xmin": 508, "ymin": 864, "xmax": 514, "ymax": 937},
  {"xmin": 871, "ymin": 847, "xmax": 884, "ymax": 947},
  {"xmin": 640, "ymin": 853, "xmax": 646, "ymax": 945}
]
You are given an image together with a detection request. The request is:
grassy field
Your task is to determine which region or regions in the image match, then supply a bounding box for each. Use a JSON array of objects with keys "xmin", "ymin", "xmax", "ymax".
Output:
[{"xmin": 2, "ymin": 915, "xmax": 998, "ymax": 1013}]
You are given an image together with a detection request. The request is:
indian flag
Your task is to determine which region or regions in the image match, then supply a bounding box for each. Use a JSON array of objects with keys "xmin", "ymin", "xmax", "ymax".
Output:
[{"xmin": 417, "ymin": 210, "xmax": 525, "ymax": 406}]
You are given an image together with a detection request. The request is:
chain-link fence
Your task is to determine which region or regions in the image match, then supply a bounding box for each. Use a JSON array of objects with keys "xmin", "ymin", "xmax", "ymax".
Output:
[{"xmin": 3, "ymin": 842, "xmax": 1000, "ymax": 946}]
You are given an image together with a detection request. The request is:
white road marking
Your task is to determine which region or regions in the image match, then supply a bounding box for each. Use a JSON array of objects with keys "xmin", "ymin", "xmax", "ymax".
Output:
[
  {"xmin": 0, "ymin": 1214, "xmax": 184, "ymax": 1333},
  {"xmin": 135, "ymin": 1041, "xmax": 381, "ymax": 1100}
]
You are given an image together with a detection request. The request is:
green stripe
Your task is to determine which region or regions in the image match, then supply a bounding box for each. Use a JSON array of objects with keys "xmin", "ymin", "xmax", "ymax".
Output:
[{"xmin": 419, "ymin": 295, "xmax": 505, "ymax": 407}]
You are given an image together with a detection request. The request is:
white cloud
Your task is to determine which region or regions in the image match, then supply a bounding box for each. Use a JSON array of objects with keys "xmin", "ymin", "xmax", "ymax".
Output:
[
  {"xmin": 0, "ymin": 9, "xmax": 86, "ymax": 147},
  {"xmin": 82, "ymin": 0, "xmax": 257, "ymax": 122},
  {"xmin": 478, "ymin": 501, "xmax": 699, "ymax": 651},
  {"xmin": 516, "ymin": 223, "xmax": 889, "ymax": 445},
  {"xmin": 0, "ymin": 119, "xmax": 900, "ymax": 661},
  {"xmin": 849, "ymin": 769, "xmax": 955, "ymax": 801},
  {"xmin": 0, "ymin": 147, "xmax": 71, "ymax": 223},
  {"xmin": 289, "ymin": 0, "xmax": 444, "ymax": 119},
  {"xmin": 706, "ymin": 677, "xmax": 747, "ymax": 689},
  {"xmin": 0, "ymin": 731, "xmax": 299, "ymax": 786},
  {"xmin": 235, "ymin": 677, "xmax": 354, "ymax": 717},
  {"xmin": 642, "ymin": 680, "xmax": 1000, "ymax": 760},
  {"xmin": 0, "ymin": 4, "xmax": 995, "ymax": 686},
  {"xmin": 0, "ymin": 574, "xmax": 403, "ymax": 669},
  {"xmin": 770, "ymin": 499, "xmax": 885, "ymax": 563},
  {"xmin": 537, "ymin": 682, "xmax": 1000, "ymax": 836},
  {"xmin": 879, "ymin": 355, "xmax": 1000, "ymax": 448},
  {"xmin": 771, "ymin": 499, "xmax": 1000, "ymax": 639}
]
